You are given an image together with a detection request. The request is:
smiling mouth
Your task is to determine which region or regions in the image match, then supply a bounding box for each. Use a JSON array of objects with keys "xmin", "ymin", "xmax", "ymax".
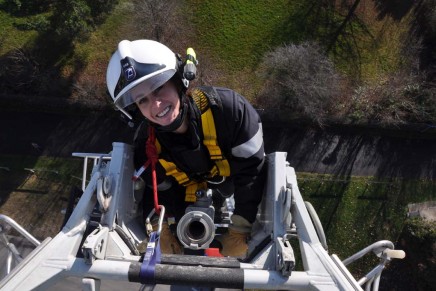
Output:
[{"xmin": 156, "ymin": 105, "xmax": 171, "ymax": 118}]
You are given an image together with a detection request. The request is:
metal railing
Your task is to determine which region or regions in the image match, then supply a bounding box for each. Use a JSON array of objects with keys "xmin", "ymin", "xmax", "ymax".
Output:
[{"xmin": 0, "ymin": 215, "xmax": 40, "ymax": 278}]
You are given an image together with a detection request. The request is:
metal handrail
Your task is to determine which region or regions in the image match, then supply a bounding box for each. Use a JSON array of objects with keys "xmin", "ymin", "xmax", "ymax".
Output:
[
  {"xmin": 340, "ymin": 240, "xmax": 405, "ymax": 290},
  {"xmin": 72, "ymin": 152, "xmax": 111, "ymax": 191},
  {"xmin": 0, "ymin": 215, "xmax": 41, "ymax": 277},
  {"xmin": 0, "ymin": 215, "xmax": 40, "ymax": 247}
]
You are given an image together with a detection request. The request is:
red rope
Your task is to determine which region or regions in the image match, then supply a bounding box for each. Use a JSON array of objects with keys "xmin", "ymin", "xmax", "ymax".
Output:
[{"xmin": 145, "ymin": 126, "xmax": 160, "ymax": 214}]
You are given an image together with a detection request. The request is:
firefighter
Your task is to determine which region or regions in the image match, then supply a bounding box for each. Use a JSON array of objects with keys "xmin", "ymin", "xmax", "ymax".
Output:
[{"xmin": 106, "ymin": 39, "xmax": 265, "ymax": 258}]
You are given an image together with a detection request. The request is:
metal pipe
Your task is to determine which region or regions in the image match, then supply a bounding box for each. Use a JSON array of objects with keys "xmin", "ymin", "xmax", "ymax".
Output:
[
  {"xmin": 373, "ymin": 273, "xmax": 381, "ymax": 291},
  {"xmin": 71, "ymin": 153, "xmax": 111, "ymax": 191},
  {"xmin": 154, "ymin": 265, "xmax": 244, "ymax": 289},
  {"xmin": 6, "ymin": 243, "xmax": 22, "ymax": 263},
  {"xmin": 127, "ymin": 262, "xmax": 332, "ymax": 290},
  {"xmin": 82, "ymin": 156, "xmax": 88, "ymax": 191},
  {"xmin": 357, "ymin": 263, "xmax": 385, "ymax": 286},
  {"xmin": 304, "ymin": 201, "xmax": 328, "ymax": 250},
  {"xmin": 160, "ymin": 254, "xmax": 240, "ymax": 268},
  {"xmin": 6, "ymin": 252, "xmax": 12, "ymax": 275},
  {"xmin": 342, "ymin": 240, "xmax": 394, "ymax": 266},
  {"xmin": 0, "ymin": 215, "xmax": 40, "ymax": 246},
  {"xmin": 69, "ymin": 258, "xmax": 326, "ymax": 290}
]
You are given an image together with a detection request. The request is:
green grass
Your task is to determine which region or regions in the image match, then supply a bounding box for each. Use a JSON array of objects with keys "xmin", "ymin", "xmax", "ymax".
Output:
[
  {"xmin": 298, "ymin": 173, "xmax": 436, "ymax": 276},
  {"xmin": 0, "ymin": 155, "xmax": 85, "ymax": 238},
  {"xmin": 187, "ymin": 0, "xmax": 292, "ymax": 71},
  {"xmin": 184, "ymin": 0, "xmax": 299, "ymax": 99},
  {"xmin": 0, "ymin": 155, "xmax": 84, "ymax": 187},
  {"xmin": 0, "ymin": 0, "xmax": 419, "ymax": 103},
  {"xmin": 184, "ymin": 0, "xmax": 417, "ymax": 103},
  {"xmin": 0, "ymin": 10, "xmax": 40, "ymax": 54},
  {"xmin": 72, "ymin": 1, "xmax": 135, "ymax": 70}
]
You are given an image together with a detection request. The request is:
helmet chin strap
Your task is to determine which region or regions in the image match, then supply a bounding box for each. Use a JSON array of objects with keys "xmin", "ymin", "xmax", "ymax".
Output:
[{"xmin": 152, "ymin": 94, "xmax": 188, "ymax": 133}]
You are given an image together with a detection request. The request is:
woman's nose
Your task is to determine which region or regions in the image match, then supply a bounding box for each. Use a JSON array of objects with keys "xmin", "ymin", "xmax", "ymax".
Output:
[{"xmin": 151, "ymin": 95, "xmax": 162, "ymax": 104}]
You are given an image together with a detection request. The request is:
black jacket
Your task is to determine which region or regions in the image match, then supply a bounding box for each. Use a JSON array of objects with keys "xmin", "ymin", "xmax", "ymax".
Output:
[{"xmin": 133, "ymin": 86, "xmax": 265, "ymax": 223}]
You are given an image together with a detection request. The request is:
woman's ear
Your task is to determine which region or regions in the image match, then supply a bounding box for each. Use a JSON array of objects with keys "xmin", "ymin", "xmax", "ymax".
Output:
[{"xmin": 169, "ymin": 75, "xmax": 186, "ymax": 96}]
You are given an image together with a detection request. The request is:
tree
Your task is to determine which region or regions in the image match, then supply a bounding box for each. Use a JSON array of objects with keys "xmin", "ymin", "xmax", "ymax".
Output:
[
  {"xmin": 50, "ymin": 0, "xmax": 92, "ymax": 42},
  {"xmin": 85, "ymin": 0, "xmax": 119, "ymax": 25},
  {"xmin": 326, "ymin": 0, "xmax": 361, "ymax": 52},
  {"xmin": 132, "ymin": 0, "xmax": 179, "ymax": 43}
]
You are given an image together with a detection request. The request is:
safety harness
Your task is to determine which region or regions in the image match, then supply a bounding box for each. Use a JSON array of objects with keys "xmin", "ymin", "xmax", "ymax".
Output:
[{"xmin": 158, "ymin": 87, "xmax": 230, "ymax": 202}]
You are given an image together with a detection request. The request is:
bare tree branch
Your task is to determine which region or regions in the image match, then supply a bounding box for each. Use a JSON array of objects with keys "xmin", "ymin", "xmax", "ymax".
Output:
[{"xmin": 327, "ymin": 0, "xmax": 361, "ymax": 52}]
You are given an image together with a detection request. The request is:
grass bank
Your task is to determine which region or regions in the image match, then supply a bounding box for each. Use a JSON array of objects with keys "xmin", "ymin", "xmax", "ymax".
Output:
[
  {"xmin": 298, "ymin": 172, "xmax": 435, "ymax": 275},
  {"xmin": 0, "ymin": 155, "xmax": 83, "ymax": 239}
]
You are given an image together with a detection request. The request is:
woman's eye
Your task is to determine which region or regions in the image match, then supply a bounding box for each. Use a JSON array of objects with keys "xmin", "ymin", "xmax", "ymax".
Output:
[
  {"xmin": 137, "ymin": 97, "xmax": 148, "ymax": 105},
  {"xmin": 153, "ymin": 85, "xmax": 163, "ymax": 95}
]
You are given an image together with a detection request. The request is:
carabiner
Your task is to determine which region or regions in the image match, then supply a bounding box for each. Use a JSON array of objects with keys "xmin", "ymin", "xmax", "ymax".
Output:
[{"xmin": 145, "ymin": 205, "xmax": 165, "ymax": 237}]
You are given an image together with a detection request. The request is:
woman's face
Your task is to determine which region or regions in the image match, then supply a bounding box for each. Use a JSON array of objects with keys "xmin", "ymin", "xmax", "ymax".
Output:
[{"xmin": 133, "ymin": 81, "xmax": 181, "ymax": 127}]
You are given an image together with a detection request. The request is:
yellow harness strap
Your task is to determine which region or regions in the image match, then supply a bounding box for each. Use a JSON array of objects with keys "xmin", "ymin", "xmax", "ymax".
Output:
[
  {"xmin": 192, "ymin": 88, "xmax": 231, "ymax": 177},
  {"xmin": 155, "ymin": 88, "xmax": 231, "ymax": 202}
]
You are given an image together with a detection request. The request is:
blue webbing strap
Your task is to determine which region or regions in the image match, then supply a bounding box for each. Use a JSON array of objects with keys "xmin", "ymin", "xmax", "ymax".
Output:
[{"xmin": 139, "ymin": 231, "xmax": 161, "ymax": 284}]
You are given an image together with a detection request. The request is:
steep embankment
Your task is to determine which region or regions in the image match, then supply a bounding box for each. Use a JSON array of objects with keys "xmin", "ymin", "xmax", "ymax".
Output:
[
  {"xmin": 2, "ymin": 110, "xmax": 436, "ymax": 180},
  {"xmin": 0, "ymin": 110, "xmax": 134, "ymax": 157},
  {"xmin": 263, "ymin": 122, "xmax": 436, "ymax": 180}
]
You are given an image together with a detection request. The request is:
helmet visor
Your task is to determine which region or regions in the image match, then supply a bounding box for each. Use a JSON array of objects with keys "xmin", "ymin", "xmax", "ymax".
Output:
[{"xmin": 115, "ymin": 70, "xmax": 175, "ymax": 108}]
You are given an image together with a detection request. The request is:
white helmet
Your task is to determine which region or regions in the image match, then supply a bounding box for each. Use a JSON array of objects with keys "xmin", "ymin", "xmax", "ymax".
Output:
[{"xmin": 106, "ymin": 39, "xmax": 187, "ymax": 111}]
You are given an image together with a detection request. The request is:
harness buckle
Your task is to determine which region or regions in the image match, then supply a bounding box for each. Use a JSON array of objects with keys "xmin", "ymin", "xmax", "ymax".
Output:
[{"xmin": 207, "ymin": 175, "xmax": 226, "ymax": 185}]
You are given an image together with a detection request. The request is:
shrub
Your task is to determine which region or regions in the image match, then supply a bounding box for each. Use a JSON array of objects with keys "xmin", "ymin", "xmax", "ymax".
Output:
[
  {"xmin": 257, "ymin": 42, "xmax": 342, "ymax": 124},
  {"xmin": 346, "ymin": 72, "xmax": 436, "ymax": 125},
  {"xmin": 1, "ymin": 47, "xmax": 40, "ymax": 93},
  {"xmin": 14, "ymin": 14, "xmax": 50, "ymax": 31},
  {"xmin": 1, "ymin": 0, "xmax": 51, "ymax": 16}
]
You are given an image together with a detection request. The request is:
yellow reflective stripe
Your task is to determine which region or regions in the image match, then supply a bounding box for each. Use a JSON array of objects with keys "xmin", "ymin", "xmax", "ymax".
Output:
[{"xmin": 159, "ymin": 159, "xmax": 190, "ymax": 185}]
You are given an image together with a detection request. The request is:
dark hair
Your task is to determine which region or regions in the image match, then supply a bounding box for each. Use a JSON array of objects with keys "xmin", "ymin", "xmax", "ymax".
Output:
[{"xmin": 169, "ymin": 74, "xmax": 187, "ymax": 96}]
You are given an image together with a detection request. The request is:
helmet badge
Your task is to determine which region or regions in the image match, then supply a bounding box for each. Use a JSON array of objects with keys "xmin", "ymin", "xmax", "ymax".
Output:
[
  {"xmin": 124, "ymin": 66, "xmax": 136, "ymax": 81},
  {"xmin": 123, "ymin": 64, "xmax": 136, "ymax": 82},
  {"xmin": 121, "ymin": 57, "xmax": 136, "ymax": 82}
]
